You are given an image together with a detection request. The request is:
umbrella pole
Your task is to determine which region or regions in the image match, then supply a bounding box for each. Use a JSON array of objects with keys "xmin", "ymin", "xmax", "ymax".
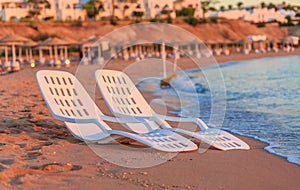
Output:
[
  {"xmin": 130, "ymin": 46, "xmax": 133, "ymax": 56},
  {"xmin": 81, "ymin": 46, "xmax": 85, "ymax": 58},
  {"xmin": 162, "ymin": 42, "xmax": 166, "ymax": 78},
  {"xmin": 195, "ymin": 42, "xmax": 200, "ymax": 58},
  {"xmin": 139, "ymin": 45, "xmax": 143, "ymax": 59},
  {"xmin": 88, "ymin": 46, "xmax": 91, "ymax": 61},
  {"xmin": 64, "ymin": 46, "xmax": 68, "ymax": 60},
  {"xmin": 173, "ymin": 45, "xmax": 178, "ymax": 73},
  {"xmin": 54, "ymin": 45, "xmax": 58, "ymax": 61},
  {"xmin": 26, "ymin": 48, "xmax": 29, "ymax": 61},
  {"xmin": 60, "ymin": 47, "xmax": 64, "ymax": 59},
  {"xmin": 39, "ymin": 47, "xmax": 43, "ymax": 63},
  {"xmin": 49, "ymin": 46, "xmax": 53, "ymax": 59},
  {"xmin": 12, "ymin": 44, "xmax": 16, "ymax": 66},
  {"xmin": 29, "ymin": 48, "xmax": 32, "ymax": 60},
  {"xmin": 97, "ymin": 44, "xmax": 101, "ymax": 64},
  {"xmin": 18, "ymin": 47, "xmax": 22, "ymax": 61},
  {"xmin": 5, "ymin": 46, "xmax": 8, "ymax": 65}
]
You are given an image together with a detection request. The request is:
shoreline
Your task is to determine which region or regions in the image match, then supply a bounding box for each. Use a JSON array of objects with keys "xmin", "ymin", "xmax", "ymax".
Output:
[
  {"xmin": 162, "ymin": 50, "xmax": 300, "ymax": 167},
  {"xmin": 215, "ymin": 49, "xmax": 300, "ymax": 64},
  {"xmin": 171, "ymin": 48, "xmax": 300, "ymax": 71},
  {"xmin": 0, "ymin": 51, "xmax": 299, "ymax": 189},
  {"xmin": 225, "ymin": 127, "xmax": 300, "ymax": 167}
]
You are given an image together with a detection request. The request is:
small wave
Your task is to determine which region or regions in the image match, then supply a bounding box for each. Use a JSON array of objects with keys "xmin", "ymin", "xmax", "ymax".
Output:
[{"xmin": 170, "ymin": 75, "xmax": 208, "ymax": 94}]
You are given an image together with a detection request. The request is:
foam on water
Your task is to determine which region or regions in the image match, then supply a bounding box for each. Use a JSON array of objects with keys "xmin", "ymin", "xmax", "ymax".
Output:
[{"xmin": 139, "ymin": 55, "xmax": 300, "ymax": 166}]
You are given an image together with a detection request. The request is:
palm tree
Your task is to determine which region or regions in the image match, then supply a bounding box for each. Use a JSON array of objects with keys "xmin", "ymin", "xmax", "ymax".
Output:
[
  {"xmin": 282, "ymin": 1, "xmax": 286, "ymax": 6},
  {"xmin": 111, "ymin": 0, "xmax": 115, "ymax": 19},
  {"xmin": 220, "ymin": 5, "xmax": 225, "ymax": 11},
  {"xmin": 132, "ymin": 11, "xmax": 144, "ymax": 21},
  {"xmin": 237, "ymin": 2, "xmax": 243, "ymax": 10},
  {"xmin": 27, "ymin": 0, "xmax": 50, "ymax": 20},
  {"xmin": 267, "ymin": 3, "xmax": 278, "ymax": 11},
  {"xmin": 83, "ymin": 0, "xmax": 104, "ymax": 20},
  {"xmin": 201, "ymin": 0, "xmax": 219, "ymax": 19},
  {"xmin": 122, "ymin": 4, "xmax": 129, "ymax": 19}
]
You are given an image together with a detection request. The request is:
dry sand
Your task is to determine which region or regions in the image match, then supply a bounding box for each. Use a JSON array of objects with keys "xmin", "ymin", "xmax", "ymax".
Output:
[{"xmin": 0, "ymin": 51, "xmax": 300, "ymax": 189}]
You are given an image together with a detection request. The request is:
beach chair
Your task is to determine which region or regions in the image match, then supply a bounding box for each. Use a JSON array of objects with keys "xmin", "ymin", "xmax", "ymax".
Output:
[
  {"xmin": 95, "ymin": 69, "xmax": 250, "ymax": 151},
  {"xmin": 36, "ymin": 70, "xmax": 197, "ymax": 152}
]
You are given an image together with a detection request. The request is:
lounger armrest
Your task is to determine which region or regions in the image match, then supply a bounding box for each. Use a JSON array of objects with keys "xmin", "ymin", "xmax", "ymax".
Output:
[
  {"xmin": 154, "ymin": 114, "xmax": 209, "ymax": 130},
  {"xmin": 99, "ymin": 114, "xmax": 143, "ymax": 123},
  {"xmin": 55, "ymin": 115, "xmax": 96, "ymax": 124}
]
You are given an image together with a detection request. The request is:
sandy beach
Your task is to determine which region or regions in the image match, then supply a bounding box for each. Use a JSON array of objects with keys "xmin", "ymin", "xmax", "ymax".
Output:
[{"xmin": 1, "ymin": 51, "xmax": 300, "ymax": 189}]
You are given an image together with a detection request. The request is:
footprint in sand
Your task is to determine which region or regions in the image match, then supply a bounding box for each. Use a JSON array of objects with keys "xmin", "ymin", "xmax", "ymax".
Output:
[
  {"xmin": 22, "ymin": 152, "xmax": 42, "ymax": 160},
  {"xmin": 30, "ymin": 146, "xmax": 42, "ymax": 151},
  {"xmin": 30, "ymin": 163, "xmax": 82, "ymax": 173},
  {"xmin": 0, "ymin": 142, "xmax": 6, "ymax": 146},
  {"xmin": 18, "ymin": 109, "xmax": 31, "ymax": 113},
  {"xmin": 17, "ymin": 143, "xmax": 27, "ymax": 148},
  {"xmin": 10, "ymin": 175, "xmax": 25, "ymax": 185},
  {"xmin": 41, "ymin": 142, "xmax": 53, "ymax": 146},
  {"xmin": 26, "ymin": 141, "xmax": 53, "ymax": 151},
  {"xmin": 0, "ymin": 165, "xmax": 6, "ymax": 172},
  {"xmin": 11, "ymin": 93, "xmax": 20, "ymax": 97},
  {"xmin": 0, "ymin": 159, "xmax": 15, "ymax": 165}
]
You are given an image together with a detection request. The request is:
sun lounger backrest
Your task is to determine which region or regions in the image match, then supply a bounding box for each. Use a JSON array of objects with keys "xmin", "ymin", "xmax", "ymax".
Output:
[
  {"xmin": 95, "ymin": 69, "xmax": 153, "ymax": 118},
  {"xmin": 37, "ymin": 70, "xmax": 106, "ymax": 126}
]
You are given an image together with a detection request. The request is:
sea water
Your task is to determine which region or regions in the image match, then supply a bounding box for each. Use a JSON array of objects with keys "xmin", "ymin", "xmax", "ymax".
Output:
[{"xmin": 139, "ymin": 55, "xmax": 300, "ymax": 166}]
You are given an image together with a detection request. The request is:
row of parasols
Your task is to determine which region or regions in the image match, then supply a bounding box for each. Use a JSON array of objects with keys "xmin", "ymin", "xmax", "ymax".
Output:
[
  {"xmin": 0, "ymin": 33, "xmax": 289, "ymax": 73},
  {"xmin": 0, "ymin": 34, "xmax": 81, "ymax": 71}
]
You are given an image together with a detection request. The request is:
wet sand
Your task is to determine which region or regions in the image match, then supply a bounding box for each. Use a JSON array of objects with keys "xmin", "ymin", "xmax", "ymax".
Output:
[{"xmin": 0, "ymin": 50, "xmax": 300, "ymax": 189}]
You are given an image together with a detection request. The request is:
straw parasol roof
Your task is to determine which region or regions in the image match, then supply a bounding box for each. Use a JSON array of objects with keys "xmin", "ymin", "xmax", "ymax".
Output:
[
  {"xmin": 80, "ymin": 35, "xmax": 100, "ymax": 46},
  {"xmin": 231, "ymin": 39, "xmax": 244, "ymax": 44},
  {"xmin": 0, "ymin": 34, "xmax": 30, "ymax": 44},
  {"xmin": 267, "ymin": 37, "xmax": 283, "ymax": 43},
  {"xmin": 38, "ymin": 37, "xmax": 68, "ymax": 46},
  {"xmin": 61, "ymin": 37, "xmax": 80, "ymax": 45},
  {"xmin": 222, "ymin": 39, "xmax": 233, "ymax": 44},
  {"xmin": 204, "ymin": 39, "xmax": 218, "ymax": 44},
  {"xmin": 17, "ymin": 40, "xmax": 37, "ymax": 47},
  {"xmin": 0, "ymin": 34, "xmax": 31, "ymax": 66}
]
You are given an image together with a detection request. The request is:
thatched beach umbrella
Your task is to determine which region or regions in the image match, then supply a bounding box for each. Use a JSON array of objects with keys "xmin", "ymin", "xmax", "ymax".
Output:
[
  {"xmin": 223, "ymin": 39, "xmax": 233, "ymax": 46},
  {"xmin": 17, "ymin": 40, "xmax": 37, "ymax": 62},
  {"xmin": 38, "ymin": 37, "xmax": 68, "ymax": 64},
  {"xmin": 0, "ymin": 34, "xmax": 30, "ymax": 68},
  {"xmin": 204, "ymin": 39, "xmax": 218, "ymax": 49},
  {"xmin": 61, "ymin": 37, "xmax": 80, "ymax": 60},
  {"xmin": 80, "ymin": 36, "xmax": 99, "ymax": 63},
  {"xmin": 61, "ymin": 37, "xmax": 79, "ymax": 45},
  {"xmin": 232, "ymin": 39, "xmax": 244, "ymax": 45}
]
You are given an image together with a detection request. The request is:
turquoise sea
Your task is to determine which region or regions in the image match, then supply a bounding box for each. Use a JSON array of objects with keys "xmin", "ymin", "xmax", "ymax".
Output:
[{"xmin": 139, "ymin": 55, "xmax": 300, "ymax": 166}]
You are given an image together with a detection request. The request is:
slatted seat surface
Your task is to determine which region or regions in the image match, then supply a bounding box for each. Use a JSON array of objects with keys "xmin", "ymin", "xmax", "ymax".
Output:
[
  {"xmin": 95, "ymin": 70, "xmax": 153, "ymax": 117},
  {"xmin": 193, "ymin": 129, "xmax": 249, "ymax": 150},
  {"xmin": 109, "ymin": 129, "xmax": 196, "ymax": 152}
]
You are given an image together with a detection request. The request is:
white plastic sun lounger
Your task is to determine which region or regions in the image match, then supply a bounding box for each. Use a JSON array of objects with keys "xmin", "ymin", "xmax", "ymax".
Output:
[
  {"xmin": 95, "ymin": 69, "xmax": 250, "ymax": 151},
  {"xmin": 36, "ymin": 70, "xmax": 197, "ymax": 152}
]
